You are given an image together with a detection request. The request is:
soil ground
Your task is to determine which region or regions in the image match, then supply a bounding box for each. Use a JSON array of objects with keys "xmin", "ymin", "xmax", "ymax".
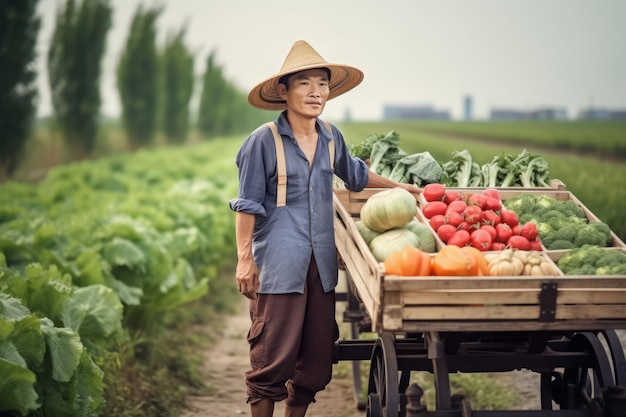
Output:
[{"xmin": 180, "ymin": 274, "xmax": 626, "ymax": 417}]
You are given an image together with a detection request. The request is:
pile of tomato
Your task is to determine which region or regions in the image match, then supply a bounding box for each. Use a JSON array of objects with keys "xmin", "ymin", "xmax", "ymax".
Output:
[{"xmin": 421, "ymin": 184, "xmax": 541, "ymax": 252}]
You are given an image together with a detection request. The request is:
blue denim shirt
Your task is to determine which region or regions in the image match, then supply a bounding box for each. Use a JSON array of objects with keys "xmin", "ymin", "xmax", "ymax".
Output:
[{"xmin": 229, "ymin": 111, "xmax": 369, "ymax": 294}]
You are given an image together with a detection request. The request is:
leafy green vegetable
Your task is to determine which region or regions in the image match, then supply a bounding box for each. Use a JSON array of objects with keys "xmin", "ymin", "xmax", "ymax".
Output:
[
  {"xmin": 441, "ymin": 149, "xmax": 551, "ymax": 187},
  {"xmin": 558, "ymin": 245, "xmax": 626, "ymax": 275},
  {"xmin": 348, "ymin": 132, "xmax": 384, "ymax": 161},
  {"xmin": 368, "ymin": 131, "xmax": 404, "ymax": 175}
]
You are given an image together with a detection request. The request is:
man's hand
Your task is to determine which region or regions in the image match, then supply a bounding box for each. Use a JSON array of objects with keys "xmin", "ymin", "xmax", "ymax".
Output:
[
  {"xmin": 235, "ymin": 258, "xmax": 259, "ymax": 300},
  {"xmin": 397, "ymin": 182, "xmax": 422, "ymax": 198}
]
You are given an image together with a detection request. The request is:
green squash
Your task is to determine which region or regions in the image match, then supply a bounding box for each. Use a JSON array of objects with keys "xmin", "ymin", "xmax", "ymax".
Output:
[{"xmin": 360, "ymin": 188, "xmax": 417, "ymax": 232}]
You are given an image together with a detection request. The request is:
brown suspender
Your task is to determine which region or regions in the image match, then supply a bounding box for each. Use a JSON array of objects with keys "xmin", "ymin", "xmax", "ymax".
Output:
[{"xmin": 266, "ymin": 121, "xmax": 335, "ymax": 207}]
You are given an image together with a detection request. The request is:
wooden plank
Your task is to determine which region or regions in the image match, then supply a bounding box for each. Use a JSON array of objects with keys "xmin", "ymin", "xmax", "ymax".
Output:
[
  {"xmin": 384, "ymin": 276, "xmax": 626, "ymax": 291},
  {"xmin": 399, "ymin": 304, "xmax": 626, "ymax": 322},
  {"xmin": 397, "ymin": 289, "xmax": 626, "ymax": 305},
  {"xmin": 394, "ymin": 320, "xmax": 626, "ymax": 333}
]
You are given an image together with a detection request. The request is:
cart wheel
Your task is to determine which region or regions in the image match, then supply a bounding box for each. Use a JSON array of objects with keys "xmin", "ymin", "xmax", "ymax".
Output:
[
  {"xmin": 366, "ymin": 333, "xmax": 399, "ymax": 417},
  {"xmin": 599, "ymin": 330, "xmax": 626, "ymax": 386},
  {"xmin": 553, "ymin": 332, "xmax": 615, "ymax": 410}
]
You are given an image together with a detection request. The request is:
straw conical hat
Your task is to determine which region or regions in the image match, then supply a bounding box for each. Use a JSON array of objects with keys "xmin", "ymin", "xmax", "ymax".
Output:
[{"xmin": 248, "ymin": 40, "xmax": 364, "ymax": 111}]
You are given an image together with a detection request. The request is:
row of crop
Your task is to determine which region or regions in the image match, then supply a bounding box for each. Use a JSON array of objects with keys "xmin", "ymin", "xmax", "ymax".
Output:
[{"xmin": 0, "ymin": 140, "xmax": 240, "ymax": 416}]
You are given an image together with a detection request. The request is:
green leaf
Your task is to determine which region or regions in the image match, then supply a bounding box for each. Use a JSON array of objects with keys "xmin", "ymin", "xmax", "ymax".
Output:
[
  {"xmin": 103, "ymin": 237, "xmax": 147, "ymax": 273},
  {"xmin": 24, "ymin": 264, "xmax": 73, "ymax": 322},
  {"xmin": 0, "ymin": 292, "xmax": 31, "ymax": 321},
  {"xmin": 40, "ymin": 318, "xmax": 83, "ymax": 383},
  {"xmin": 0, "ymin": 357, "xmax": 39, "ymax": 415},
  {"xmin": 10, "ymin": 315, "xmax": 45, "ymax": 369},
  {"xmin": 60, "ymin": 285, "xmax": 123, "ymax": 348}
]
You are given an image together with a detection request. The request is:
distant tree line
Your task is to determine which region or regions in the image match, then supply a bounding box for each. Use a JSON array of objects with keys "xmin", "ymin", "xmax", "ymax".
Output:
[{"xmin": 0, "ymin": 0, "xmax": 271, "ymax": 181}]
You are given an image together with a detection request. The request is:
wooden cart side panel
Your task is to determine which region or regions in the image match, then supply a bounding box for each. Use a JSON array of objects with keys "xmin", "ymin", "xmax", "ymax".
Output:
[{"xmin": 333, "ymin": 193, "xmax": 384, "ymax": 329}]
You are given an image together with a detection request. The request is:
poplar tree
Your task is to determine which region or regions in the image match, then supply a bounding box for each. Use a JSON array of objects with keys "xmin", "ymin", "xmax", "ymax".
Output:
[
  {"xmin": 0, "ymin": 0, "xmax": 40, "ymax": 181},
  {"xmin": 161, "ymin": 27, "xmax": 194, "ymax": 144},
  {"xmin": 117, "ymin": 5, "xmax": 161, "ymax": 148},
  {"xmin": 47, "ymin": 0, "xmax": 112, "ymax": 161},
  {"xmin": 197, "ymin": 51, "xmax": 225, "ymax": 137}
]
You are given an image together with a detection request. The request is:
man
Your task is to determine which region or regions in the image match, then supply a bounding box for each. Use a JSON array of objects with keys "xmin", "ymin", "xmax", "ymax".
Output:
[{"xmin": 229, "ymin": 40, "xmax": 420, "ymax": 417}]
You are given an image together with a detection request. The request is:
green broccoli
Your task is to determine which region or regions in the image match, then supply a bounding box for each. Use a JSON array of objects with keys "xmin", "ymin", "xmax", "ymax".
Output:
[
  {"xmin": 573, "ymin": 224, "xmax": 612, "ymax": 247},
  {"xmin": 546, "ymin": 239, "xmax": 578, "ymax": 250},
  {"xmin": 535, "ymin": 194, "xmax": 557, "ymax": 210},
  {"xmin": 559, "ymin": 200, "xmax": 587, "ymax": 219},
  {"xmin": 596, "ymin": 264, "xmax": 626, "ymax": 275},
  {"xmin": 557, "ymin": 245, "xmax": 607, "ymax": 274},
  {"xmin": 504, "ymin": 194, "xmax": 537, "ymax": 215},
  {"xmin": 564, "ymin": 264, "xmax": 597, "ymax": 275},
  {"xmin": 595, "ymin": 250, "xmax": 626, "ymax": 268},
  {"xmin": 536, "ymin": 221, "xmax": 554, "ymax": 236},
  {"xmin": 551, "ymin": 225, "xmax": 579, "ymax": 242}
]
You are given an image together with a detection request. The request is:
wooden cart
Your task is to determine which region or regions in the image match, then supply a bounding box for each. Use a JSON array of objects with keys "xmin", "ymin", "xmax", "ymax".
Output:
[{"xmin": 332, "ymin": 184, "xmax": 626, "ymax": 417}]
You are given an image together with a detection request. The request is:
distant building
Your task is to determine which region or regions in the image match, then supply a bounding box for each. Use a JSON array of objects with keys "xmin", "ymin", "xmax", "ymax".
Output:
[
  {"xmin": 463, "ymin": 96, "xmax": 473, "ymax": 121},
  {"xmin": 383, "ymin": 104, "xmax": 450, "ymax": 120},
  {"xmin": 489, "ymin": 107, "xmax": 568, "ymax": 121},
  {"xmin": 577, "ymin": 108, "xmax": 626, "ymax": 120},
  {"xmin": 490, "ymin": 109, "xmax": 533, "ymax": 120}
]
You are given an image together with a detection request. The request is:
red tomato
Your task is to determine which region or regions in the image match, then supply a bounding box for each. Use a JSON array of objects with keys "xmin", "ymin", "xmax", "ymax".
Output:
[
  {"xmin": 429, "ymin": 214, "xmax": 446, "ymax": 231},
  {"xmin": 481, "ymin": 210, "xmax": 501, "ymax": 226},
  {"xmin": 520, "ymin": 222, "xmax": 539, "ymax": 241},
  {"xmin": 456, "ymin": 221, "xmax": 474, "ymax": 233},
  {"xmin": 500, "ymin": 209, "xmax": 519, "ymax": 227},
  {"xmin": 529, "ymin": 239, "xmax": 543, "ymax": 251},
  {"xmin": 482, "ymin": 188, "xmax": 500, "ymax": 201},
  {"xmin": 480, "ymin": 224, "xmax": 497, "ymax": 241},
  {"xmin": 437, "ymin": 224, "xmax": 457, "ymax": 243},
  {"xmin": 447, "ymin": 230, "xmax": 471, "ymax": 247},
  {"xmin": 507, "ymin": 235, "xmax": 531, "ymax": 250},
  {"xmin": 491, "ymin": 242, "xmax": 507, "ymax": 251},
  {"xmin": 422, "ymin": 201, "xmax": 448, "ymax": 219},
  {"xmin": 423, "ymin": 183, "xmax": 446, "ymax": 202},
  {"xmin": 483, "ymin": 196, "xmax": 502, "ymax": 211},
  {"xmin": 445, "ymin": 211, "xmax": 464, "ymax": 227},
  {"xmin": 443, "ymin": 191, "xmax": 461, "ymax": 204},
  {"xmin": 470, "ymin": 228, "xmax": 493, "ymax": 251},
  {"xmin": 463, "ymin": 205, "xmax": 483, "ymax": 224},
  {"xmin": 467, "ymin": 194, "xmax": 487, "ymax": 209},
  {"xmin": 495, "ymin": 223, "xmax": 513, "ymax": 243},
  {"xmin": 446, "ymin": 199, "xmax": 467, "ymax": 214}
]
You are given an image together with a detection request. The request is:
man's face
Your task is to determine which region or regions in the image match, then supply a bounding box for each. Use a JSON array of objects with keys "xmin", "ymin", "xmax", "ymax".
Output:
[{"xmin": 278, "ymin": 68, "xmax": 330, "ymax": 118}]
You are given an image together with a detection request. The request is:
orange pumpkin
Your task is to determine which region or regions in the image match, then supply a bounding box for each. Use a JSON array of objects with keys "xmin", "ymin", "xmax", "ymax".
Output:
[
  {"xmin": 384, "ymin": 246, "xmax": 432, "ymax": 276},
  {"xmin": 431, "ymin": 245, "xmax": 478, "ymax": 276},
  {"xmin": 460, "ymin": 246, "xmax": 490, "ymax": 276}
]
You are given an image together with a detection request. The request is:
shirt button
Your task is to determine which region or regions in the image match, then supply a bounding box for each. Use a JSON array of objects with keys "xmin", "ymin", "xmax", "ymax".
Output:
[{"xmin": 310, "ymin": 186, "xmax": 314, "ymax": 191}]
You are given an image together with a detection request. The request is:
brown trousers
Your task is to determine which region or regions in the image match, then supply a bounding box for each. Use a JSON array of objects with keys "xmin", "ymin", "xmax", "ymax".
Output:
[{"xmin": 246, "ymin": 256, "xmax": 339, "ymax": 406}]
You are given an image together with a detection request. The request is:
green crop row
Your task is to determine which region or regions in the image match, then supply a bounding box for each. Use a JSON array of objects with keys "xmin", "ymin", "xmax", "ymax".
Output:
[{"xmin": 0, "ymin": 139, "xmax": 241, "ymax": 416}]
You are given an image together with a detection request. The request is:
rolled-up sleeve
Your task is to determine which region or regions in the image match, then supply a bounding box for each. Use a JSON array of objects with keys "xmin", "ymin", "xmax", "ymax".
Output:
[
  {"xmin": 229, "ymin": 127, "xmax": 272, "ymax": 217},
  {"xmin": 328, "ymin": 125, "xmax": 369, "ymax": 192}
]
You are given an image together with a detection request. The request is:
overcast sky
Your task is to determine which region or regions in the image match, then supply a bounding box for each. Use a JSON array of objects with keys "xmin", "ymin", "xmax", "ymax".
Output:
[{"xmin": 36, "ymin": 0, "xmax": 626, "ymax": 121}]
